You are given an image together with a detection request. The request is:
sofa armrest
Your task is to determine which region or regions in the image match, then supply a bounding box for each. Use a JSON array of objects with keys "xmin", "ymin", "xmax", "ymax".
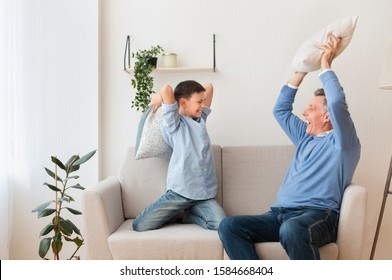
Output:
[
  {"xmin": 82, "ymin": 176, "xmax": 125, "ymax": 259},
  {"xmin": 336, "ymin": 183, "xmax": 368, "ymax": 259}
]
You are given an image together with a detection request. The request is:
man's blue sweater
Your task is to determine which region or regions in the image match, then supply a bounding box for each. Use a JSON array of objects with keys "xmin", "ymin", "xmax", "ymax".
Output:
[{"xmin": 272, "ymin": 70, "xmax": 361, "ymax": 212}]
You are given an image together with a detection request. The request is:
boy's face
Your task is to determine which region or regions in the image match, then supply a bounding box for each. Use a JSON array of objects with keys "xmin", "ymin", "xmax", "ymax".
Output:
[{"xmin": 180, "ymin": 92, "xmax": 206, "ymax": 119}]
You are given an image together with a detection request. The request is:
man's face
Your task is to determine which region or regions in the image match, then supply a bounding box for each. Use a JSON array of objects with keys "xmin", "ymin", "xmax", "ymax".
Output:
[
  {"xmin": 181, "ymin": 92, "xmax": 206, "ymax": 119},
  {"xmin": 302, "ymin": 96, "xmax": 329, "ymax": 136}
]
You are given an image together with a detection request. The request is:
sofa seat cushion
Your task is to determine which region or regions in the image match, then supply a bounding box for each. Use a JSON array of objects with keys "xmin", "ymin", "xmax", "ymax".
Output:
[
  {"xmin": 223, "ymin": 242, "xmax": 338, "ymax": 260},
  {"xmin": 256, "ymin": 242, "xmax": 338, "ymax": 260},
  {"xmin": 108, "ymin": 220, "xmax": 223, "ymax": 259}
]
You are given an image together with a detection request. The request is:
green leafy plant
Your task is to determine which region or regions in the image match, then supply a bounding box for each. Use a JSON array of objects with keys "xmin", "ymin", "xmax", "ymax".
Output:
[
  {"xmin": 131, "ymin": 45, "xmax": 164, "ymax": 112},
  {"xmin": 31, "ymin": 150, "xmax": 96, "ymax": 260}
]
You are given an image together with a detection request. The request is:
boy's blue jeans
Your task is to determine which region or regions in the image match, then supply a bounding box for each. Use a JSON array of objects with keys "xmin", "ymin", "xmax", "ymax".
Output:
[
  {"xmin": 218, "ymin": 207, "xmax": 339, "ymax": 260},
  {"xmin": 132, "ymin": 189, "xmax": 226, "ymax": 232}
]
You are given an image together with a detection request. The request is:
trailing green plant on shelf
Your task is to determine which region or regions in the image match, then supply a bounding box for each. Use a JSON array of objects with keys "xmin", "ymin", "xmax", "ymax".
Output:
[
  {"xmin": 131, "ymin": 45, "xmax": 164, "ymax": 112},
  {"xmin": 31, "ymin": 149, "xmax": 96, "ymax": 260}
]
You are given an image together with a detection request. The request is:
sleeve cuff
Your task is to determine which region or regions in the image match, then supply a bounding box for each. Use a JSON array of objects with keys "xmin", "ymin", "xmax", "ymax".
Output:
[
  {"xmin": 162, "ymin": 101, "xmax": 178, "ymax": 112},
  {"xmin": 286, "ymin": 83, "xmax": 299, "ymax": 89},
  {"xmin": 318, "ymin": 69, "xmax": 332, "ymax": 77}
]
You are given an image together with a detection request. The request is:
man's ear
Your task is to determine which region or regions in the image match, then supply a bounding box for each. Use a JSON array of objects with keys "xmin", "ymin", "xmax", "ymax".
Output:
[{"xmin": 324, "ymin": 113, "xmax": 330, "ymax": 123}]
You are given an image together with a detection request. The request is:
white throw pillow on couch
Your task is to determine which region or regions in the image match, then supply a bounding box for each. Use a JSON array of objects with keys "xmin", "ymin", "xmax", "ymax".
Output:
[{"xmin": 291, "ymin": 16, "xmax": 358, "ymax": 72}]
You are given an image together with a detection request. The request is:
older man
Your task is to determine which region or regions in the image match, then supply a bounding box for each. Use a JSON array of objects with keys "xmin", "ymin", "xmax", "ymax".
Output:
[{"xmin": 218, "ymin": 34, "xmax": 361, "ymax": 260}]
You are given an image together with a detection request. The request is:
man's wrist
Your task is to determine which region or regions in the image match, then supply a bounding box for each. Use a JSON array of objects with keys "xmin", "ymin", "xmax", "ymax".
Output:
[
  {"xmin": 319, "ymin": 68, "xmax": 332, "ymax": 77},
  {"xmin": 286, "ymin": 83, "xmax": 298, "ymax": 89}
]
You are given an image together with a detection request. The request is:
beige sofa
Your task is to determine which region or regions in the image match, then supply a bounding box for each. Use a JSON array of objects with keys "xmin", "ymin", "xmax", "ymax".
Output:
[{"xmin": 82, "ymin": 145, "xmax": 368, "ymax": 260}]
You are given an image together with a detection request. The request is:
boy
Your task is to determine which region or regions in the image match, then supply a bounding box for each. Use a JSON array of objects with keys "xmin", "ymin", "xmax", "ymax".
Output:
[{"xmin": 132, "ymin": 80, "xmax": 226, "ymax": 232}]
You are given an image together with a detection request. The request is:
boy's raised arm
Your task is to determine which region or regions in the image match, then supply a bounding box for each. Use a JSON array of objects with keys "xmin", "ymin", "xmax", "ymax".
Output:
[
  {"xmin": 159, "ymin": 84, "xmax": 175, "ymax": 104},
  {"xmin": 203, "ymin": 83, "xmax": 214, "ymax": 108},
  {"xmin": 149, "ymin": 84, "xmax": 175, "ymax": 112}
]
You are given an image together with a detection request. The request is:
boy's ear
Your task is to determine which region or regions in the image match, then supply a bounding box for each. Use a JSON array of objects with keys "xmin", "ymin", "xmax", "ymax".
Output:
[{"xmin": 179, "ymin": 98, "xmax": 187, "ymax": 107}]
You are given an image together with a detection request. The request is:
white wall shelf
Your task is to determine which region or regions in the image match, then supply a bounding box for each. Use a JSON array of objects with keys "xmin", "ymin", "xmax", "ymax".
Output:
[
  {"xmin": 124, "ymin": 67, "xmax": 216, "ymax": 73},
  {"xmin": 123, "ymin": 34, "xmax": 216, "ymax": 73}
]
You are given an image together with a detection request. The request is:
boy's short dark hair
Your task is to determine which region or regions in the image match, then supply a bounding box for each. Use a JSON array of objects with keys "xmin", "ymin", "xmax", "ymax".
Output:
[{"xmin": 174, "ymin": 80, "xmax": 205, "ymax": 102}]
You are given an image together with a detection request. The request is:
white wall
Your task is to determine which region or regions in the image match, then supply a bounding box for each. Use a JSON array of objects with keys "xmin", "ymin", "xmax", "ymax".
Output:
[
  {"xmin": 7, "ymin": 0, "xmax": 99, "ymax": 259},
  {"xmin": 0, "ymin": 0, "xmax": 11, "ymax": 260},
  {"xmin": 100, "ymin": 0, "xmax": 392, "ymax": 259}
]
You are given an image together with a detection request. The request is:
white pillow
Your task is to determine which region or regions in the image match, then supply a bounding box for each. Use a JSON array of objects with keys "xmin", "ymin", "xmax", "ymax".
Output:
[
  {"xmin": 134, "ymin": 106, "xmax": 172, "ymax": 160},
  {"xmin": 291, "ymin": 16, "xmax": 358, "ymax": 72}
]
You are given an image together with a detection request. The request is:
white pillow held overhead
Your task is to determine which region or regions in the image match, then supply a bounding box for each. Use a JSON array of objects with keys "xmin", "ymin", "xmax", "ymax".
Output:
[
  {"xmin": 291, "ymin": 16, "xmax": 358, "ymax": 72},
  {"xmin": 134, "ymin": 106, "xmax": 172, "ymax": 160}
]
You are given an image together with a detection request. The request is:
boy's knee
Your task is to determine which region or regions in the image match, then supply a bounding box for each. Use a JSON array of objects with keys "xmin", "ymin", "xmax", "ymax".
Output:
[
  {"xmin": 205, "ymin": 214, "xmax": 225, "ymax": 231},
  {"xmin": 210, "ymin": 212, "xmax": 226, "ymax": 231},
  {"xmin": 206, "ymin": 221, "xmax": 219, "ymax": 230}
]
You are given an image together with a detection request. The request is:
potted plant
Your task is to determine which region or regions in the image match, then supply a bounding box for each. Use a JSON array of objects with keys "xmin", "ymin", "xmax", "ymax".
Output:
[
  {"xmin": 31, "ymin": 149, "xmax": 96, "ymax": 260},
  {"xmin": 131, "ymin": 45, "xmax": 164, "ymax": 112}
]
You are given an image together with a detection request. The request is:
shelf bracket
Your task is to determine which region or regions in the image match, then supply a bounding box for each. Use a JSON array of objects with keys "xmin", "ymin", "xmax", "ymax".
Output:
[
  {"xmin": 213, "ymin": 33, "xmax": 216, "ymax": 72},
  {"xmin": 124, "ymin": 35, "xmax": 130, "ymax": 71}
]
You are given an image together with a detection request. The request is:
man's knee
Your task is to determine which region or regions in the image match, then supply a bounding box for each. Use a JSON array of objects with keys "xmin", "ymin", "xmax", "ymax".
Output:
[
  {"xmin": 279, "ymin": 219, "xmax": 307, "ymax": 244},
  {"xmin": 218, "ymin": 216, "xmax": 239, "ymax": 240},
  {"xmin": 218, "ymin": 216, "xmax": 230, "ymax": 234}
]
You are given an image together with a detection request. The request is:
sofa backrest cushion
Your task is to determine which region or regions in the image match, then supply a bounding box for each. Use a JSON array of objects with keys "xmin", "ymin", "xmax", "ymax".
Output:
[
  {"xmin": 222, "ymin": 145, "xmax": 294, "ymax": 215},
  {"xmin": 118, "ymin": 146, "xmax": 223, "ymax": 219}
]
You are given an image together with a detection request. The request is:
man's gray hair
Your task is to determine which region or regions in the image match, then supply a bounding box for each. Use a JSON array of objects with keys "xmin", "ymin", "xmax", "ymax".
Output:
[{"xmin": 314, "ymin": 88, "xmax": 328, "ymax": 114}]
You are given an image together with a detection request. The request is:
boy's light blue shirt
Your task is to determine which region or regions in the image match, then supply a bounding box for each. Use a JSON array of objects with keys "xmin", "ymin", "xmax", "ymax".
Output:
[
  {"xmin": 272, "ymin": 70, "xmax": 361, "ymax": 212},
  {"xmin": 161, "ymin": 102, "xmax": 217, "ymax": 200}
]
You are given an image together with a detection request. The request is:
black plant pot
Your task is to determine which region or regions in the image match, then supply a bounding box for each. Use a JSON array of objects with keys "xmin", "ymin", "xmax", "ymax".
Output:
[{"xmin": 147, "ymin": 57, "xmax": 158, "ymax": 68}]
